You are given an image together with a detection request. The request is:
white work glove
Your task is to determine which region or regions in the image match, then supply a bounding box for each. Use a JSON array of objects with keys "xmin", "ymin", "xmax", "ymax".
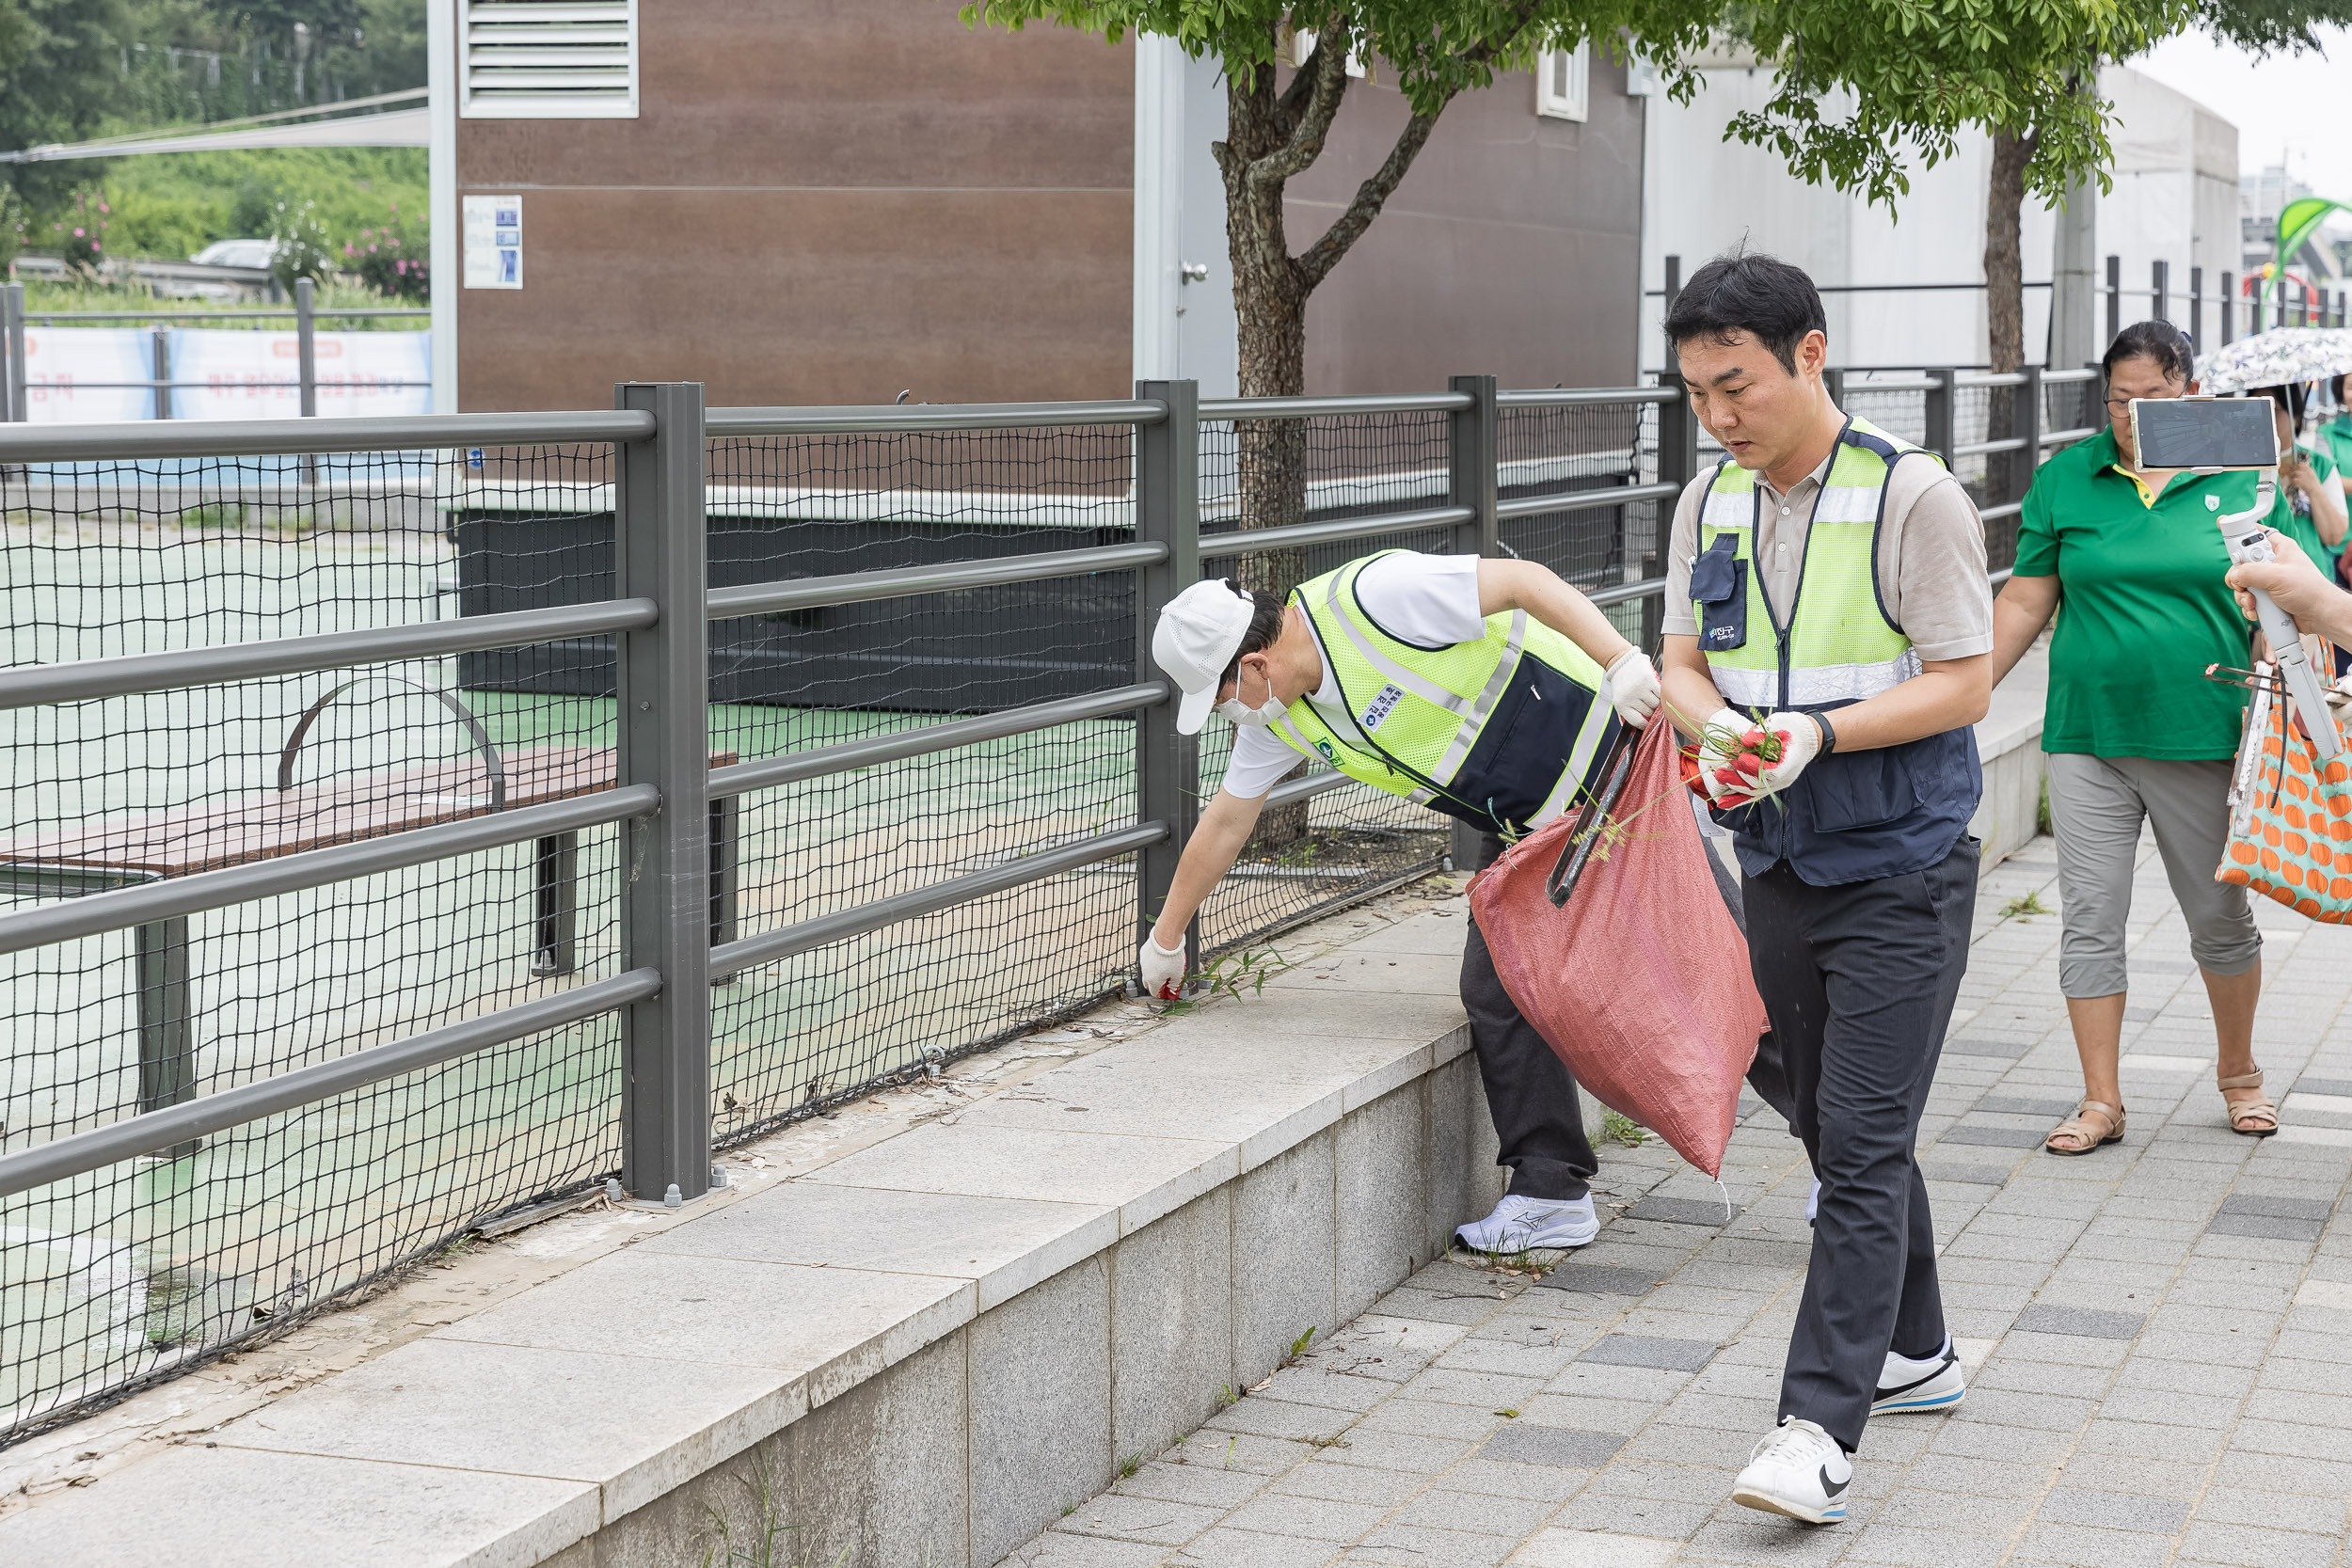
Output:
[
  {"xmin": 1602, "ymin": 647, "xmax": 1661, "ymax": 729},
  {"xmin": 1693, "ymin": 706, "xmax": 1757, "ymax": 807},
  {"xmin": 1751, "ymin": 710, "xmax": 1825, "ymax": 797},
  {"xmin": 1138, "ymin": 932, "xmax": 1188, "ymax": 1001}
]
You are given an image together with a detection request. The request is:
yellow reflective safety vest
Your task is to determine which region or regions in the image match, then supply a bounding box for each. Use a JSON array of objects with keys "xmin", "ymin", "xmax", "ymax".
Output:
[
  {"xmin": 1688, "ymin": 418, "xmax": 1981, "ymax": 886},
  {"xmin": 1260, "ymin": 552, "xmax": 1620, "ymax": 838}
]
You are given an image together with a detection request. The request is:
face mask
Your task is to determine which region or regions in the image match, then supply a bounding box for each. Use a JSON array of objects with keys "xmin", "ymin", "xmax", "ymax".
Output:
[{"xmin": 1217, "ymin": 665, "xmax": 1287, "ymax": 728}]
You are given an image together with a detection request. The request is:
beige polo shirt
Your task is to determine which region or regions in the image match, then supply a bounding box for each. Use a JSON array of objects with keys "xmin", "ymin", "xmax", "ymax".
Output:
[{"xmin": 1661, "ymin": 444, "xmax": 1994, "ymax": 661}]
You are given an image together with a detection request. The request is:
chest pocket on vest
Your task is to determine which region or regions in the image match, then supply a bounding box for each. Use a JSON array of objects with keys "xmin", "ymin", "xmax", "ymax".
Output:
[{"xmin": 1690, "ymin": 533, "xmax": 1747, "ymax": 653}]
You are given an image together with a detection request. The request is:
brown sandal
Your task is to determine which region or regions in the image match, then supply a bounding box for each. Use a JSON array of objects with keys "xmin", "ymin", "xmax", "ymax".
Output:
[
  {"xmin": 2218, "ymin": 1069, "xmax": 2279, "ymax": 1136},
  {"xmin": 2045, "ymin": 1100, "xmax": 2125, "ymax": 1155}
]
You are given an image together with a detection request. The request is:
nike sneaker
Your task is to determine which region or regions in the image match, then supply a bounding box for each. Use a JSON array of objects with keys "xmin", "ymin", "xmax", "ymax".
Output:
[
  {"xmin": 1872, "ymin": 1338, "xmax": 1965, "ymax": 1415},
  {"xmin": 1732, "ymin": 1418, "xmax": 1851, "ymax": 1525}
]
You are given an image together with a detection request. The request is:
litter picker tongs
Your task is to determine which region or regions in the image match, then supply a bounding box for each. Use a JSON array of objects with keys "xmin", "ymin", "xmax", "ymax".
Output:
[{"xmin": 1546, "ymin": 724, "xmax": 1642, "ymax": 909}]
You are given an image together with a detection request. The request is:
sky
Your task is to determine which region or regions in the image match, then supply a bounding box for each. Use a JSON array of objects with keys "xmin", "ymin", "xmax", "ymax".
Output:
[{"xmin": 2131, "ymin": 25, "xmax": 2352, "ymax": 203}]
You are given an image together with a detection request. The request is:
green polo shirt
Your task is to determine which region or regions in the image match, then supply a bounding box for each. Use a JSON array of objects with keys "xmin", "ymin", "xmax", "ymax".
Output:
[
  {"xmin": 2268, "ymin": 440, "xmax": 2343, "ymax": 567},
  {"xmin": 2327, "ymin": 413, "xmax": 2352, "ymax": 483},
  {"xmin": 2014, "ymin": 427, "xmax": 2261, "ymax": 759}
]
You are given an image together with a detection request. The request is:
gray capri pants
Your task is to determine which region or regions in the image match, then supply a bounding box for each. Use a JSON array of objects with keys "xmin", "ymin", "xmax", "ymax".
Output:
[{"xmin": 2045, "ymin": 752, "xmax": 2263, "ymax": 998}]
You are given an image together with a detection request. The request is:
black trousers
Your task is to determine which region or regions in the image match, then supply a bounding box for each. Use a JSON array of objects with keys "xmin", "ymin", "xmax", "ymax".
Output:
[
  {"xmin": 1745, "ymin": 839, "xmax": 1977, "ymax": 1451},
  {"xmin": 1457, "ymin": 832, "xmax": 1798, "ymax": 1207},
  {"xmin": 1462, "ymin": 910, "xmax": 1600, "ymax": 1200}
]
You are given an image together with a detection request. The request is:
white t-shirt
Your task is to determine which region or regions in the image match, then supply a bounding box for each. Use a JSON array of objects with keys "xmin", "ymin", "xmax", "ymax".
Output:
[{"xmin": 1217, "ymin": 552, "xmax": 1487, "ymax": 800}]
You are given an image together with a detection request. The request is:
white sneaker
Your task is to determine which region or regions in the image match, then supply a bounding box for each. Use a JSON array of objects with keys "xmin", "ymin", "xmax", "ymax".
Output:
[
  {"xmin": 1454, "ymin": 1194, "xmax": 1598, "ymax": 1253},
  {"xmin": 1732, "ymin": 1418, "xmax": 1851, "ymax": 1524},
  {"xmin": 1873, "ymin": 1337, "xmax": 1965, "ymax": 1415},
  {"xmin": 1805, "ymin": 1178, "xmax": 1820, "ymax": 1225}
]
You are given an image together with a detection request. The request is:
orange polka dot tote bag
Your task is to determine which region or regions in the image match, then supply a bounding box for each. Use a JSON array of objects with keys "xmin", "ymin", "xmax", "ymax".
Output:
[{"xmin": 2217, "ymin": 662, "xmax": 2352, "ymax": 923}]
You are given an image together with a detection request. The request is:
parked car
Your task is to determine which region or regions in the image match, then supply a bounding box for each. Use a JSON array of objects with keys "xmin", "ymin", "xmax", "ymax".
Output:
[{"xmin": 190, "ymin": 239, "xmax": 278, "ymax": 271}]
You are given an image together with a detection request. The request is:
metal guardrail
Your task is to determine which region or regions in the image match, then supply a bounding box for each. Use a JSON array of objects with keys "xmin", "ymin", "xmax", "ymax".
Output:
[
  {"xmin": 24, "ymin": 365, "xmax": 2040, "ymax": 1440},
  {"xmin": 0, "ymin": 372, "xmax": 1695, "ymax": 1213},
  {"xmin": 706, "ymin": 400, "xmax": 1168, "ymax": 435},
  {"xmin": 0, "ymin": 406, "xmax": 652, "ymax": 459},
  {"xmin": 1498, "ymin": 387, "xmax": 1678, "ymax": 408},
  {"xmin": 1199, "ymin": 391, "xmax": 1471, "ymax": 420},
  {"xmin": 1201, "ymin": 504, "xmax": 1474, "ymax": 558},
  {"xmin": 0, "ymin": 278, "xmax": 429, "ymax": 426},
  {"xmin": 707, "ymin": 544, "xmax": 1169, "ymax": 620},
  {"xmin": 0, "ymin": 600, "xmax": 659, "ymax": 709},
  {"xmin": 0, "ymin": 971, "xmax": 662, "ymax": 1200}
]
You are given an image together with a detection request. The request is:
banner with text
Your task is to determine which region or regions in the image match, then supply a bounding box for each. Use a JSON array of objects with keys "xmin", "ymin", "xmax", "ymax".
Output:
[
  {"xmin": 20, "ymin": 328, "xmax": 156, "ymax": 422},
  {"xmin": 167, "ymin": 330, "xmax": 431, "ymax": 420}
]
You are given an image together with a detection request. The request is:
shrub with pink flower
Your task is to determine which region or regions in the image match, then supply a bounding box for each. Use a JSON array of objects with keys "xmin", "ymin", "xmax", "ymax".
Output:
[
  {"xmin": 56, "ymin": 190, "xmax": 108, "ymax": 275},
  {"xmin": 344, "ymin": 209, "xmax": 428, "ymax": 302}
]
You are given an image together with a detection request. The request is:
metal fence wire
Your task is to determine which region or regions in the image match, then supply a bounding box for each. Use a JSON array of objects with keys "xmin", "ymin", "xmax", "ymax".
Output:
[
  {"xmin": 6, "ymin": 366, "xmax": 2038, "ymax": 1449},
  {"xmin": 2, "ymin": 438, "xmax": 627, "ymax": 1444}
]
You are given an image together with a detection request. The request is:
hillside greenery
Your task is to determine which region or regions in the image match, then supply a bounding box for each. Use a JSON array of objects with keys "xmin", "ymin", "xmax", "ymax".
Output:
[{"xmin": 1, "ymin": 0, "xmax": 425, "ymax": 272}]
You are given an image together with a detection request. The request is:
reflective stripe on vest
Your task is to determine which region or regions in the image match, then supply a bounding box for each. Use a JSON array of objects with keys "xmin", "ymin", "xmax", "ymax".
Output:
[
  {"xmin": 1265, "ymin": 552, "xmax": 1612, "ymax": 833},
  {"xmin": 1695, "ymin": 416, "xmax": 1931, "ymax": 711}
]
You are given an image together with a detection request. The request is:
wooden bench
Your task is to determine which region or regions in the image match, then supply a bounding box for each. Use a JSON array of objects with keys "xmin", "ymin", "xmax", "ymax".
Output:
[{"xmin": 0, "ymin": 745, "xmax": 739, "ymax": 1153}]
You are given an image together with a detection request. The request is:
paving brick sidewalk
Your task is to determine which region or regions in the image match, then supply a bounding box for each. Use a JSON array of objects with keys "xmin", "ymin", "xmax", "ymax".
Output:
[{"xmin": 1009, "ymin": 834, "xmax": 2352, "ymax": 1568}]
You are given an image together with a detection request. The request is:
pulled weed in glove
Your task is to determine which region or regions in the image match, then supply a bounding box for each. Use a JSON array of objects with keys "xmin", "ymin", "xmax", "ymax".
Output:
[{"xmin": 1675, "ymin": 704, "xmax": 1789, "ymax": 812}]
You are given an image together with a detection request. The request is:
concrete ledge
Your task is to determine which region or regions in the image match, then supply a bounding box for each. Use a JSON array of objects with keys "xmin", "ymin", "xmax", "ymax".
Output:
[
  {"xmin": 0, "ymin": 903, "xmax": 1514, "ymax": 1568},
  {"xmin": 1971, "ymin": 640, "xmax": 2048, "ymax": 872}
]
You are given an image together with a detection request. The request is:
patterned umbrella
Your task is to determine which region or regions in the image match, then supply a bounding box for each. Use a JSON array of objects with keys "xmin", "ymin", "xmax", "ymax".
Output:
[{"xmin": 2196, "ymin": 327, "xmax": 2352, "ymax": 395}]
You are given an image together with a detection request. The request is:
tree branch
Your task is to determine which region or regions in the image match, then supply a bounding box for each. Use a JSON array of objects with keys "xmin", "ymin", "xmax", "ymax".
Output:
[
  {"xmin": 1274, "ymin": 11, "xmax": 1337, "ymax": 135},
  {"xmin": 1295, "ymin": 107, "xmax": 1443, "ymax": 291},
  {"xmin": 1245, "ymin": 27, "xmax": 1350, "ymax": 194},
  {"xmin": 1457, "ymin": 0, "xmax": 1547, "ymax": 69}
]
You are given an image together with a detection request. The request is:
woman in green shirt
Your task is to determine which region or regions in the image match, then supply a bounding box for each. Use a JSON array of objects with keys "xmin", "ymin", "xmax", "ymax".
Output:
[
  {"xmin": 2257, "ymin": 382, "xmax": 2347, "ymax": 571},
  {"xmin": 1989, "ymin": 321, "xmax": 2278, "ymax": 1153}
]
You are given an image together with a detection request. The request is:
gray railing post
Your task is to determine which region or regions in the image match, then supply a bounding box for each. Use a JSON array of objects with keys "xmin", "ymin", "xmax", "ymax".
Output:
[
  {"xmin": 613, "ymin": 380, "xmax": 712, "ymax": 1207},
  {"xmin": 1657, "ymin": 257, "xmax": 1697, "ymax": 501},
  {"xmin": 294, "ymin": 276, "xmax": 318, "ymax": 418},
  {"xmin": 1133, "ymin": 377, "xmax": 1200, "ymax": 969},
  {"xmin": 1657, "ymin": 308, "xmax": 1699, "ymax": 670},
  {"xmin": 2105, "ymin": 255, "xmax": 2121, "ymax": 346},
  {"xmin": 1924, "ymin": 367, "xmax": 1956, "ymax": 467},
  {"xmin": 2151, "ymin": 259, "xmax": 2169, "ymax": 322},
  {"xmin": 2252, "ymin": 281, "xmax": 2265, "ymax": 335},
  {"xmin": 151, "ymin": 326, "xmax": 173, "ymax": 420},
  {"xmin": 1448, "ymin": 373, "xmax": 1498, "ymax": 560},
  {"xmin": 2221, "ymin": 272, "xmax": 2234, "ymax": 343},
  {"xmin": 2189, "ymin": 266, "xmax": 2203, "ymax": 352},
  {"xmin": 2012, "ymin": 364, "xmax": 2042, "ymax": 518},
  {"xmin": 1446, "ymin": 372, "xmax": 1499, "ymax": 873},
  {"xmin": 0, "ymin": 282, "xmax": 20, "ymax": 421}
]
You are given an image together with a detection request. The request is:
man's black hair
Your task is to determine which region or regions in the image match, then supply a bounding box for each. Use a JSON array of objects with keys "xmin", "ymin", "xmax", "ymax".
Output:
[
  {"xmin": 1661, "ymin": 251, "xmax": 1828, "ymax": 376},
  {"xmin": 2257, "ymin": 382, "xmax": 2308, "ymax": 424},
  {"xmin": 1218, "ymin": 581, "xmax": 1288, "ymax": 689},
  {"xmin": 2101, "ymin": 319, "xmax": 2195, "ymax": 384}
]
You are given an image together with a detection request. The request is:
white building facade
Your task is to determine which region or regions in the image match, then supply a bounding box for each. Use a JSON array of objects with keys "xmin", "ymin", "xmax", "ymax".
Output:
[{"xmin": 1637, "ymin": 59, "xmax": 2240, "ymax": 372}]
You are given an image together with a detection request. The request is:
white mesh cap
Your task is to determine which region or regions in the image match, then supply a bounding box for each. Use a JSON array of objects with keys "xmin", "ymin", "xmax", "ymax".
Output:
[{"xmin": 1152, "ymin": 578, "xmax": 1259, "ymax": 735}]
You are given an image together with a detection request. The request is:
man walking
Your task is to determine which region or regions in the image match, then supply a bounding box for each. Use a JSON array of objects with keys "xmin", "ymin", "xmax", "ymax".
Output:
[{"xmin": 1658, "ymin": 253, "xmax": 1993, "ymax": 1521}]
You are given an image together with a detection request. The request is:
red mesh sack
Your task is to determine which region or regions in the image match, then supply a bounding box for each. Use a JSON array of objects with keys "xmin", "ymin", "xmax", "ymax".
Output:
[{"xmin": 1468, "ymin": 721, "xmax": 1769, "ymax": 1177}]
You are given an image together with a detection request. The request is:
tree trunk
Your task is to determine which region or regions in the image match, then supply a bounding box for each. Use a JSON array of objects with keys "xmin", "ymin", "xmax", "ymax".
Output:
[
  {"xmin": 1230, "ymin": 232, "xmax": 1313, "ymax": 841},
  {"xmin": 1982, "ymin": 127, "xmax": 2036, "ymax": 503},
  {"xmin": 1223, "ymin": 50, "xmax": 1320, "ymax": 845},
  {"xmin": 1203, "ymin": 24, "xmax": 1462, "ymax": 847},
  {"xmin": 1983, "ymin": 128, "xmax": 2032, "ymax": 375}
]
